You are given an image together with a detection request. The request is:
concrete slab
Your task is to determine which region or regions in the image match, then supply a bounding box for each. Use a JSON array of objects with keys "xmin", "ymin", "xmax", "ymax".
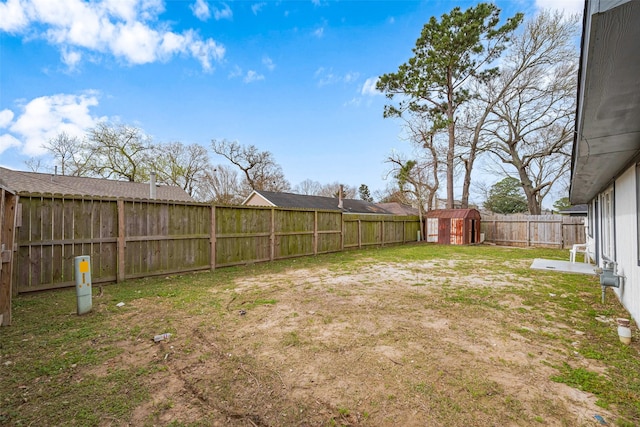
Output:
[{"xmin": 530, "ymin": 258, "xmax": 597, "ymax": 276}]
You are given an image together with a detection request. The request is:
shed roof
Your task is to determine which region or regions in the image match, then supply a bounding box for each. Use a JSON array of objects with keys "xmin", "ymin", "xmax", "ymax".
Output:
[
  {"xmin": 245, "ymin": 190, "xmax": 392, "ymax": 214},
  {"xmin": 0, "ymin": 167, "xmax": 194, "ymax": 202},
  {"xmin": 425, "ymin": 209, "xmax": 481, "ymax": 219}
]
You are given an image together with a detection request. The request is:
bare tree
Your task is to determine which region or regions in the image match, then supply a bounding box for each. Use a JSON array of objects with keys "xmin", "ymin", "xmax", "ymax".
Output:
[
  {"xmin": 293, "ymin": 179, "xmax": 323, "ymax": 196},
  {"xmin": 375, "ymin": 184, "xmax": 412, "ymax": 205},
  {"xmin": 24, "ymin": 157, "xmax": 45, "ymax": 172},
  {"xmin": 150, "ymin": 142, "xmax": 210, "ymax": 197},
  {"xmin": 455, "ymin": 90, "xmax": 498, "ymax": 208},
  {"xmin": 84, "ymin": 123, "xmax": 152, "ymax": 182},
  {"xmin": 484, "ymin": 11, "xmax": 579, "ymax": 214},
  {"xmin": 318, "ymin": 182, "xmax": 356, "ymax": 199},
  {"xmin": 386, "ymin": 151, "xmax": 438, "ymax": 238},
  {"xmin": 195, "ymin": 165, "xmax": 243, "ymax": 204},
  {"xmin": 211, "ymin": 139, "xmax": 290, "ymax": 196},
  {"xmin": 401, "ymin": 113, "xmax": 443, "ymax": 211},
  {"xmin": 43, "ymin": 132, "xmax": 90, "ymax": 176}
]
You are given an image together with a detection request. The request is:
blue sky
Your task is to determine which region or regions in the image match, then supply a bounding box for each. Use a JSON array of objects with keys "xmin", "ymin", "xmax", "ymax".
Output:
[{"xmin": 0, "ymin": 0, "xmax": 583, "ymax": 200}]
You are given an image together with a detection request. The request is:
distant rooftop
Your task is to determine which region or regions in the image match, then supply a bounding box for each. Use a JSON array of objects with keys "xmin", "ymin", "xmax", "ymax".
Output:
[
  {"xmin": 558, "ymin": 204, "xmax": 588, "ymax": 216},
  {"xmin": 0, "ymin": 167, "xmax": 194, "ymax": 202},
  {"xmin": 376, "ymin": 202, "xmax": 419, "ymax": 216},
  {"xmin": 245, "ymin": 190, "xmax": 393, "ymax": 214}
]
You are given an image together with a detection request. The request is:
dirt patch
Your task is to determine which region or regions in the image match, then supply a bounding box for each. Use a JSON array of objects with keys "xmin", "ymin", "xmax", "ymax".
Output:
[{"xmin": 87, "ymin": 259, "xmax": 612, "ymax": 426}]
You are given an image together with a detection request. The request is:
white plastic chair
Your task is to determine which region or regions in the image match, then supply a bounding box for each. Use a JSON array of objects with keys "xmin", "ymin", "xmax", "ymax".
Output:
[{"xmin": 570, "ymin": 243, "xmax": 590, "ymax": 263}]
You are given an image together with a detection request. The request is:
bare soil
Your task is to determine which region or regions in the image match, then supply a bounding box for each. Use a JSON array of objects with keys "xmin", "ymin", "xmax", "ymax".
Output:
[{"xmin": 79, "ymin": 257, "xmax": 614, "ymax": 426}]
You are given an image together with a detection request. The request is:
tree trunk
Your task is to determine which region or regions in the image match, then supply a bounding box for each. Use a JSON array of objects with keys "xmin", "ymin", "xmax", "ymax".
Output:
[
  {"xmin": 509, "ymin": 143, "xmax": 542, "ymax": 215},
  {"xmin": 446, "ymin": 80, "xmax": 455, "ymax": 209},
  {"xmin": 523, "ymin": 186, "xmax": 541, "ymax": 215},
  {"xmin": 461, "ymin": 158, "xmax": 472, "ymax": 209},
  {"xmin": 517, "ymin": 168, "xmax": 541, "ymax": 215},
  {"xmin": 447, "ymin": 122, "xmax": 455, "ymax": 209}
]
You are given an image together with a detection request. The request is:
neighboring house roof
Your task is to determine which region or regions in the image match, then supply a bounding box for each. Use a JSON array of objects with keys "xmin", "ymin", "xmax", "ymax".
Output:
[
  {"xmin": 243, "ymin": 190, "xmax": 393, "ymax": 214},
  {"xmin": 570, "ymin": 0, "xmax": 640, "ymax": 203},
  {"xmin": 558, "ymin": 204, "xmax": 588, "ymax": 216},
  {"xmin": 0, "ymin": 167, "xmax": 194, "ymax": 202},
  {"xmin": 376, "ymin": 202, "xmax": 420, "ymax": 216}
]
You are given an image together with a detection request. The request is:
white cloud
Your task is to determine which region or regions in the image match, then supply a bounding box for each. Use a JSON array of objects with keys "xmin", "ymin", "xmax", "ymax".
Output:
[
  {"xmin": 0, "ymin": 0, "xmax": 29, "ymax": 32},
  {"xmin": 188, "ymin": 37, "xmax": 225, "ymax": 72},
  {"xmin": 344, "ymin": 72, "xmax": 359, "ymax": 84},
  {"xmin": 159, "ymin": 32, "xmax": 187, "ymax": 56},
  {"xmin": 244, "ymin": 70, "xmax": 264, "ymax": 83},
  {"xmin": 213, "ymin": 3, "xmax": 233, "ymax": 20},
  {"xmin": 228, "ymin": 65, "xmax": 243, "ymax": 79},
  {"xmin": 2, "ymin": 92, "xmax": 106, "ymax": 156},
  {"xmin": 315, "ymin": 67, "xmax": 359, "ymax": 87},
  {"xmin": 343, "ymin": 98, "xmax": 362, "ymax": 108},
  {"xmin": 313, "ymin": 26, "xmax": 324, "ymax": 38},
  {"xmin": 314, "ymin": 67, "xmax": 332, "ymax": 86},
  {"xmin": 0, "ymin": 0, "xmax": 225, "ymax": 71},
  {"xmin": 361, "ymin": 77, "xmax": 381, "ymax": 96},
  {"xmin": 191, "ymin": 0, "xmax": 210, "ymax": 21},
  {"xmin": 228, "ymin": 66, "xmax": 264, "ymax": 83},
  {"xmin": 251, "ymin": 2, "xmax": 266, "ymax": 15},
  {"xmin": 102, "ymin": 0, "xmax": 165, "ymax": 22},
  {"xmin": 262, "ymin": 56, "xmax": 275, "ymax": 71},
  {"xmin": 535, "ymin": 0, "xmax": 583, "ymax": 16},
  {"xmin": 61, "ymin": 47, "xmax": 82, "ymax": 70},
  {"xmin": 0, "ymin": 134, "xmax": 22, "ymax": 155},
  {"xmin": 110, "ymin": 21, "xmax": 162, "ymax": 64},
  {"xmin": 0, "ymin": 109, "xmax": 14, "ymax": 128}
]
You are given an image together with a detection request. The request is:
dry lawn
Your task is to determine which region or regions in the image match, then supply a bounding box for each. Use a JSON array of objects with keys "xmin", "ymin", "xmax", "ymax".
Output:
[{"xmin": 1, "ymin": 245, "xmax": 638, "ymax": 426}]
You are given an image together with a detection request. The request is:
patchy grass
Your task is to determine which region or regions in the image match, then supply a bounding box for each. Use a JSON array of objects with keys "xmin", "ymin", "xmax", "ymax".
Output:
[{"xmin": 1, "ymin": 244, "xmax": 639, "ymax": 426}]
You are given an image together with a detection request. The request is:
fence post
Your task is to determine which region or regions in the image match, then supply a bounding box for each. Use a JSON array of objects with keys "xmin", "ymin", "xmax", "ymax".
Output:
[
  {"xmin": 117, "ymin": 199, "xmax": 125, "ymax": 283},
  {"xmin": 313, "ymin": 210, "xmax": 318, "ymax": 256},
  {"xmin": 526, "ymin": 219, "xmax": 531, "ymax": 247},
  {"xmin": 403, "ymin": 220, "xmax": 406, "ymax": 244},
  {"xmin": 381, "ymin": 219, "xmax": 385, "ymax": 247},
  {"xmin": 1, "ymin": 190, "xmax": 18, "ymax": 326},
  {"xmin": 210, "ymin": 205, "xmax": 216, "ymax": 271},
  {"xmin": 358, "ymin": 219, "xmax": 362, "ymax": 249},
  {"xmin": 340, "ymin": 213, "xmax": 345, "ymax": 251},
  {"xmin": 270, "ymin": 208, "xmax": 275, "ymax": 261}
]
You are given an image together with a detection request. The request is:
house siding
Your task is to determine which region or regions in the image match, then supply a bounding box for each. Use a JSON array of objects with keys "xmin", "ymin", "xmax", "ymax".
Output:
[
  {"xmin": 244, "ymin": 193, "xmax": 273, "ymax": 207},
  {"xmin": 595, "ymin": 164, "xmax": 640, "ymax": 322}
]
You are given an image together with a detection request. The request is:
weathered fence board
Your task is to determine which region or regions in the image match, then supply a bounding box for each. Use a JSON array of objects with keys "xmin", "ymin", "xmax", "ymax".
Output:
[
  {"xmin": 15, "ymin": 196, "xmax": 120, "ymax": 292},
  {"xmin": 1, "ymin": 188, "xmax": 18, "ymax": 325},
  {"xmin": 11, "ymin": 196, "xmax": 422, "ymax": 293},
  {"xmin": 481, "ymin": 214, "xmax": 585, "ymax": 248}
]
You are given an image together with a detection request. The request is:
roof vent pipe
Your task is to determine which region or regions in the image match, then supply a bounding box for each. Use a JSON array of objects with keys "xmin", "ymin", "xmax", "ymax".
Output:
[
  {"xmin": 338, "ymin": 184, "xmax": 343, "ymax": 209},
  {"xmin": 150, "ymin": 172, "xmax": 157, "ymax": 200}
]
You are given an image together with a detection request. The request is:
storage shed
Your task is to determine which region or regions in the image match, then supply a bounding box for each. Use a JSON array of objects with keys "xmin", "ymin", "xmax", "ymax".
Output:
[{"xmin": 425, "ymin": 209, "xmax": 481, "ymax": 245}]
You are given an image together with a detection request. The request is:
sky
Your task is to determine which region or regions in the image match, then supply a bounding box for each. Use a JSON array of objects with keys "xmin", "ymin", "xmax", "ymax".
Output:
[{"xmin": 0, "ymin": 0, "xmax": 583, "ymax": 202}]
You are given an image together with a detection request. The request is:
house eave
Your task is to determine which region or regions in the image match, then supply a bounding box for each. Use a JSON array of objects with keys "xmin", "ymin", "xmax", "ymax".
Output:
[{"xmin": 570, "ymin": 0, "xmax": 640, "ymax": 204}]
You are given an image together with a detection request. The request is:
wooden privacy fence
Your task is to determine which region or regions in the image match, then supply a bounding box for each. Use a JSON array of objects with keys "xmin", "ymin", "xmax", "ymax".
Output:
[
  {"xmin": 481, "ymin": 214, "xmax": 586, "ymax": 249},
  {"xmin": 1, "ymin": 187, "xmax": 18, "ymax": 325},
  {"xmin": 13, "ymin": 194, "xmax": 420, "ymax": 293}
]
